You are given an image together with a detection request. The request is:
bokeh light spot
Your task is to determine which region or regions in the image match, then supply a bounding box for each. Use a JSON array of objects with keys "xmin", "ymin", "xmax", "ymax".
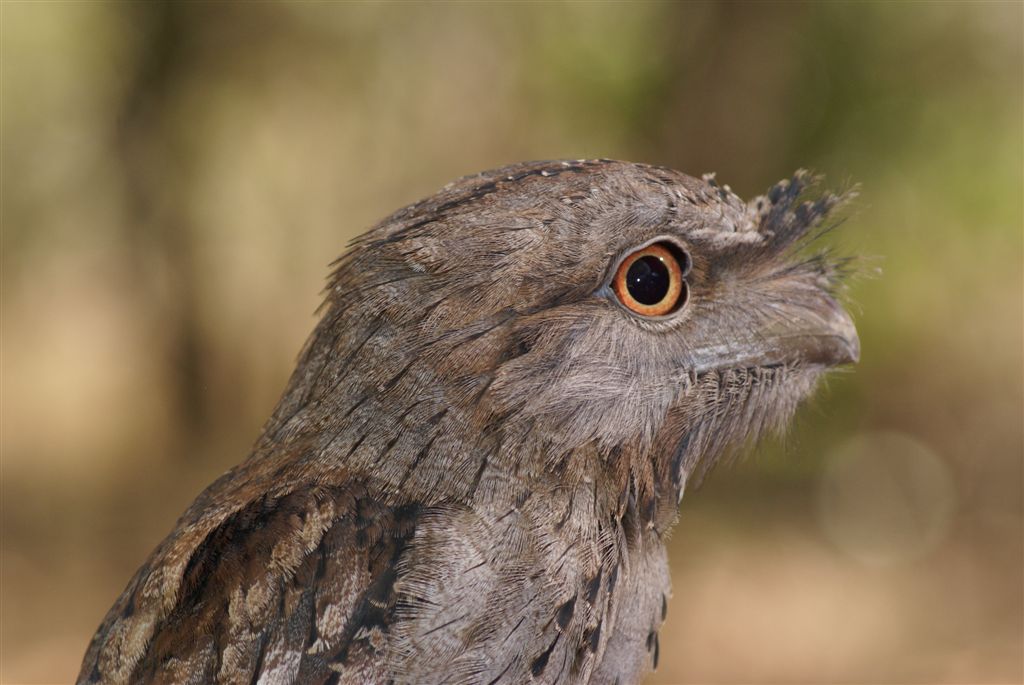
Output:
[{"xmin": 817, "ymin": 431, "xmax": 957, "ymax": 567}]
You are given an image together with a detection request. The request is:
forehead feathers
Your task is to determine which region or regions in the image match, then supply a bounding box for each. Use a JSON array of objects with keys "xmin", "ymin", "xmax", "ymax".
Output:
[{"xmin": 328, "ymin": 160, "xmax": 846, "ymax": 332}]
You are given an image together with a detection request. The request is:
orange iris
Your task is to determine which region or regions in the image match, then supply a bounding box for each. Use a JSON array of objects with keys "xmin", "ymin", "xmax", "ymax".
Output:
[{"xmin": 612, "ymin": 243, "xmax": 687, "ymax": 317}]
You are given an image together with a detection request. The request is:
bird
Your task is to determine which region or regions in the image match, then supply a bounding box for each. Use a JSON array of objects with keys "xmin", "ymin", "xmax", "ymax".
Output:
[{"xmin": 77, "ymin": 159, "xmax": 859, "ymax": 685}]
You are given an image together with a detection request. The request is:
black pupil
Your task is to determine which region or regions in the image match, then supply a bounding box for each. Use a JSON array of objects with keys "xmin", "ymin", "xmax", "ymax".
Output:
[{"xmin": 626, "ymin": 255, "xmax": 670, "ymax": 305}]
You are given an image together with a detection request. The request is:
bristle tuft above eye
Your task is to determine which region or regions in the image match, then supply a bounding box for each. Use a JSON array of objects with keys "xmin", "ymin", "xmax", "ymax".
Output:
[{"xmin": 753, "ymin": 170, "xmax": 857, "ymax": 251}]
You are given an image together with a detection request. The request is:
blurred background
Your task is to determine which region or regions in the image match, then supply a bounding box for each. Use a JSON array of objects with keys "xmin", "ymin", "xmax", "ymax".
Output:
[{"xmin": 2, "ymin": 2, "xmax": 1021, "ymax": 683}]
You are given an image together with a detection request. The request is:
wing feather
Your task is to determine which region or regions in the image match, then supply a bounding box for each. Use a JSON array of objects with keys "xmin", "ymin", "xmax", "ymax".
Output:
[{"xmin": 77, "ymin": 484, "xmax": 421, "ymax": 685}]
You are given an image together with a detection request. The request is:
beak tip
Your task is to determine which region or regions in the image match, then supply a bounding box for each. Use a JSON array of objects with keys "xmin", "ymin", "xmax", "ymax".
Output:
[
  {"xmin": 842, "ymin": 334, "xmax": 861, "ymax": 365},
  {"xmin": 834, "ymin": 308, "xmax": 860, "ymax": 366}
]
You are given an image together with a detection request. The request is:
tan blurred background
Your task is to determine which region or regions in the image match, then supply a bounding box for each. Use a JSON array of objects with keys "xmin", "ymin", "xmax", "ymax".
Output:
[{"xmin": 2, "ymin": 2, "xmax": 1021, "ymax": 683}]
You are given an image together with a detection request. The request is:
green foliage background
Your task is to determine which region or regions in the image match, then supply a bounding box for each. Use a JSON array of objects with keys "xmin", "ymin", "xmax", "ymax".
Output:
[{"xmin": 2, "ymin": 2, "xmax": 1021, "ymax": 682}]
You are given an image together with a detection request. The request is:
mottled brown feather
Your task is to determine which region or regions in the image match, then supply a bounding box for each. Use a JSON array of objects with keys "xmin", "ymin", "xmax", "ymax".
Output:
[{"xmin": 78, "ymin": 159, "xmax": 857, "ymax": 685}]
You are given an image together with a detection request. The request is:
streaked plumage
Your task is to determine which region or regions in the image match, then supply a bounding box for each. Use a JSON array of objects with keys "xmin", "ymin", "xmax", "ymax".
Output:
[{"xmin": 79, "ymin": 160, "xmax": 859, "ymax": 684}]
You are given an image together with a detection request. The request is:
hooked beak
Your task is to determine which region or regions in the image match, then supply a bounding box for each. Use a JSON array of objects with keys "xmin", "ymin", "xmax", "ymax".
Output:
[{"xmin": 690, "ymin": 295, "xmax": 859, "ymax": 374}]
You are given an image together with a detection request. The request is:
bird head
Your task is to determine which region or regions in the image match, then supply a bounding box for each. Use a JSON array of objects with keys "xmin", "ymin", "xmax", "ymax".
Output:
[{"xmin": 262, "ymin": 160, "xmax": 858, "ymax": 528}]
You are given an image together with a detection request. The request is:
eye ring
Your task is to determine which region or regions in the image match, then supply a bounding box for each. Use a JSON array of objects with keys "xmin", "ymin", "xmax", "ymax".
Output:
[{"xmin": 612, "ymin": 242, "xmax": 689, "ymax": 317}]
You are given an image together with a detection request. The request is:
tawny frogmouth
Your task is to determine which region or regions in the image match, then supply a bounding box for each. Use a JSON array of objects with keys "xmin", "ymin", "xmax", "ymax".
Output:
[{"xmin": 79, "ymin": 160, "xmax": 859, "ymax": 685}]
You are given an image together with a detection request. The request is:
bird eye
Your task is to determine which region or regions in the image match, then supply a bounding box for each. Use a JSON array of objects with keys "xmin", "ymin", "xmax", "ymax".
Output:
[{"xmin": 612, "ymin": 242, "xmax": 689, "ymax": 317}]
